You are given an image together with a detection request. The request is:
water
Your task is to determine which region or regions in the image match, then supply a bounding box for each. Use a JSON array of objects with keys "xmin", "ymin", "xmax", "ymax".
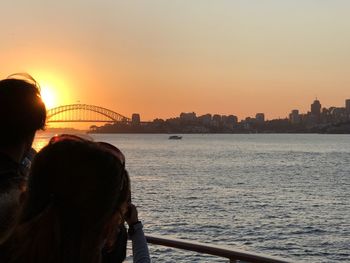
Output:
[{"xmin": 33, "ymin": 133, "xmax": 350, "ymax": 262}]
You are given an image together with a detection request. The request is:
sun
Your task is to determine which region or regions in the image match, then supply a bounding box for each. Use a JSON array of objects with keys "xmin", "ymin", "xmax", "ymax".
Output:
[{"xmin": 40, "ymin": 85, "xmax": 57, "ymax": 109}]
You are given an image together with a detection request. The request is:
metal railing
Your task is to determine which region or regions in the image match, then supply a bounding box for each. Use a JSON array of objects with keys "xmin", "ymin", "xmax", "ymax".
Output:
[{"xmin": 145, "ymin": 234, "xmax": 293, "ymax": 263}]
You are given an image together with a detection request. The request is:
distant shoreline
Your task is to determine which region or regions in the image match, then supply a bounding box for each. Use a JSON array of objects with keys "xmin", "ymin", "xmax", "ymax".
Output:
[
  {"xmin": 39, "ymin": 127, "xmax": 350, "ymax": 135},
  {"xmin": 88, "ymin": 131, "xmax": 350, "ymax": 135}
]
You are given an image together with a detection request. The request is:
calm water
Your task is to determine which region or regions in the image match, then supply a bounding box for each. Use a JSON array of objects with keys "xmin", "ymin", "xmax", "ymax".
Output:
[{"xmin": 34, "ymin": 133, "xmax": 350, "ymax": 263}]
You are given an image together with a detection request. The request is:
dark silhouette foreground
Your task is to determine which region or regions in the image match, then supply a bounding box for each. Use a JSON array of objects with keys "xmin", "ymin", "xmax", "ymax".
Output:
[
  {"xmin": 0, "ymin": 135, "xmax": 150, "ymax": 263},
  {"xmin": 0, "ymin": 74, "xmax": 46, "ymax": 240}
]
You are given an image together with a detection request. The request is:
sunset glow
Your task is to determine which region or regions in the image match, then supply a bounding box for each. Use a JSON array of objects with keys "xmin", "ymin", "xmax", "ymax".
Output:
[
  {"xmin": 33, "ymin": 71, "xmax": 74, "ymax": 111},
  {"xmin": 40, "ymin": 85, "xmax": 57, "ymax": 109},
  {"xmin": 2, "ymin": 1, "xmax": 350, "ymax": 123}
]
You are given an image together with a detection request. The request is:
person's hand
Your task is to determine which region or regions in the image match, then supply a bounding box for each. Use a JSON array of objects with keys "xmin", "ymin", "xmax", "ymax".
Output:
[{"xmin": 125, "ymin": 203, "xmax": 139, "ymax": 226}]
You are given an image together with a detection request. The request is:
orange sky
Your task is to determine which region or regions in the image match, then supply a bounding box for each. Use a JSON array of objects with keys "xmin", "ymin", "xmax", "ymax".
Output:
[{"xmin": 1, "ymin": 1, "xmax": 350, "ymax": 124}]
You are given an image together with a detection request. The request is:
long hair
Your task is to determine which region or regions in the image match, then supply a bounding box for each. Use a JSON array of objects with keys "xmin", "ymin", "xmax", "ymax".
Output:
[{"xmin": 2, "ymin": 139, "xmax": 130, "ymax": 263}]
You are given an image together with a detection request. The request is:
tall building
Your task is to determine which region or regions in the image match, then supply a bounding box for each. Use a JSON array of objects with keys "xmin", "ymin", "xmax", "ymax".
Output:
[
  {"xmin": 311, "ymin": 99, "xmax": 321, "ymax": 120},
  {"xmin": 131, "ymin": 113, "xmax": 141, "ymax": 125},
  {"xmin": 346, "ymin": 99, "xmax": 350, "ymax": 113}
]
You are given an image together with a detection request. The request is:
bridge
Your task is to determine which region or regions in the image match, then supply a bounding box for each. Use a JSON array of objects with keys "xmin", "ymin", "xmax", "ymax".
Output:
[{"xmin": 47, "ymin": 104, "xmax": 131, "ymax": 123}]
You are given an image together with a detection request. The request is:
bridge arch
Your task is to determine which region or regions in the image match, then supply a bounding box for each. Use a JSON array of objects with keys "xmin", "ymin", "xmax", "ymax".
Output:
[{"xmin": 47, "ymin": 104, "xmax": 130, "ymax": 123}]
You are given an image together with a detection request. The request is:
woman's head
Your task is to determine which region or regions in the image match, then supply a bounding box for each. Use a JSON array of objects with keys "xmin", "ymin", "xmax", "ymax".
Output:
[
  {"xmin": 28, "ymin": 136, "xmax": 129, "ymax": 221},
  {"xmin": 6, "ymin": 136, "xmax": 130, "ymax": 263}
]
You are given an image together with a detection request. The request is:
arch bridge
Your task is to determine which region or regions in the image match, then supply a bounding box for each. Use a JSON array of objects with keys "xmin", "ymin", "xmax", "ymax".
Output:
[{"xmin": 47, "ymin": 104, "xmax": 130, "ymax": 123}]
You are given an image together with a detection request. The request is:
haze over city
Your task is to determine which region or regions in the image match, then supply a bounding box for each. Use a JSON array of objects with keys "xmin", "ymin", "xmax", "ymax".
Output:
[{"xmin": 2, "ymin": 0, "xmax": 350, "ymax": 122}]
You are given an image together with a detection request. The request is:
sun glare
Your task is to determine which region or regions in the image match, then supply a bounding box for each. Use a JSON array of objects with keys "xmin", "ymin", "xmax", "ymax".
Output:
[{"xmin": 40, "ymin": 85, "xmax": 57, "ymax": 109}]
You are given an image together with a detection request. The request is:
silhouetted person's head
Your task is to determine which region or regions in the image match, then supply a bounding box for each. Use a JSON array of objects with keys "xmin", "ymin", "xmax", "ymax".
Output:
[
  {"xmin": 2, "ymin": 136, "xmax": 130, "ymax": 263},
  {"xmin": 0, "ymin": 74, "xmax": 46, "ymax": 242},
  {"xmin": 0, "ymin": 74, "xmax": 46, "ymax": 153}
]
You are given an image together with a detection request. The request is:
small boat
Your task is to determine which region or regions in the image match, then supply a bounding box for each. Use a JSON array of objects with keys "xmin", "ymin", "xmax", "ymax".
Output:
[{"xmin": 168, "ymin": 135, "xmax": 182, "ymax": 140}]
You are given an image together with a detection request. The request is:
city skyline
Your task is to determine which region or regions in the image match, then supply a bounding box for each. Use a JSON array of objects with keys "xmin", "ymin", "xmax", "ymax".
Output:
[
  {"xmin": 145, "ymin": 97, "xmax": 350, "ymax": 122},
  {"xmin": 2, "ymin": 1, "xmax": 350, "ymax": 122},
  {"xmin": 90, "ymin": 96, "xmax": 350, "ymax": 134},
  {"xmin": 45, "ymin": 97, "xmax": 350, "ymax": 125}
]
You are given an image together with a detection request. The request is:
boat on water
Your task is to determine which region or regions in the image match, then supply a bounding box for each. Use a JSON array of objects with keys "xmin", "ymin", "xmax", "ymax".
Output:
[{"xmin": 168, "ymin": 135, "xmax": 182, "ymax": 140}]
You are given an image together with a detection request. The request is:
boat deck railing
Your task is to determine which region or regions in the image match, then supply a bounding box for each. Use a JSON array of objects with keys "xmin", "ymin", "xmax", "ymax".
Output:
[{"xmin": 145, "ymin": 234, "xmax": 293, "ymax": 263}]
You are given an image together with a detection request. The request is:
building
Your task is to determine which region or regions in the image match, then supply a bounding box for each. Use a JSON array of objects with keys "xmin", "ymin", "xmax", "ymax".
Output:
[
  {"xmin": 329, "ymin": 107, "xmax": 347, "ymax": 122},
  {"xmin": 311, "ymin": 99, "xmax": 321, "ymax": 119},
  {"xmin": 198, "ymin": 114, "xmax": 212, "ymax": 125},
  {"xmin": 220, "ymin": 115, "xmax": 238, "ymax": 129},
  {"xmin": 212, "ymin": 114, "xmax": 222, "ymax": 126},
  {"xmin": 289, "ymin": 110, "xmax": 300, "ymax": 124},
  {"xmin": 131, "ymin": 113, "xmax": 141, "ymax": 125},
  {"xmin": 346, "ymin": 99, "xmax": 350, "ymax": 113},
  {"xmin": 255, "ymin": 113, "xmax": 265, "ymax": 124},
  {"xmin": 180, "ymin": 112, "xmax": 196, "ymax": 121},
  {"xmin": 242, "ymin": 117, "xmax": 254, "ymax": 129},
  {"xmin": 227, "ymin": 115, "xmax": 238, "ymax": 125}
]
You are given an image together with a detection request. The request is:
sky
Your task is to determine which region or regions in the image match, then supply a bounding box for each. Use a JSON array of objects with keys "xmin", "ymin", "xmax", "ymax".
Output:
[{"xmin": 1, "ymin": 0, "xmax": 350, "ymax": 123}]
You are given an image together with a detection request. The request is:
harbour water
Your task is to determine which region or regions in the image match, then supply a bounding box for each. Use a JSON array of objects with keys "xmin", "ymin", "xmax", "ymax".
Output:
[{"xmin": 34, "ymin": 133, "xmax": 350, "ymax": 262}]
